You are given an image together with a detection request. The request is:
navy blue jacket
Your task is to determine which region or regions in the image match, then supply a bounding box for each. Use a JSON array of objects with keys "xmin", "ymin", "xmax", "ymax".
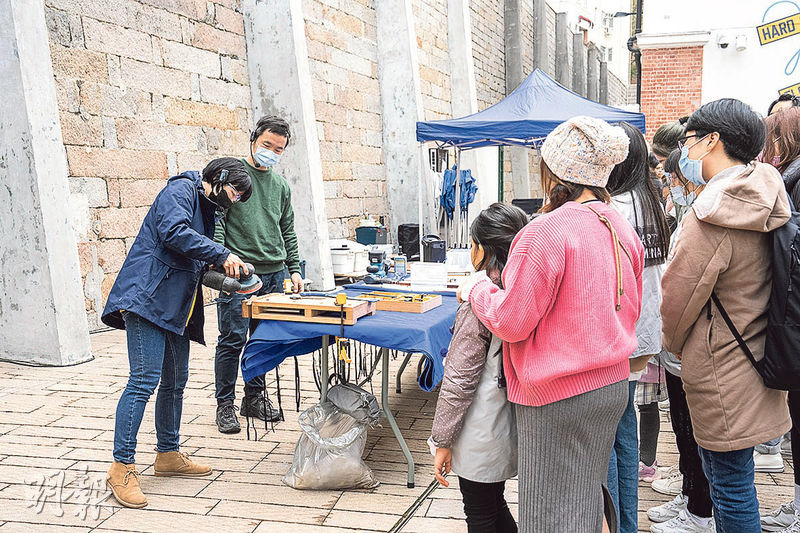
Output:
[{"xmin": 102, "ymin": 172, "xmax": 230, "ymax": 344}]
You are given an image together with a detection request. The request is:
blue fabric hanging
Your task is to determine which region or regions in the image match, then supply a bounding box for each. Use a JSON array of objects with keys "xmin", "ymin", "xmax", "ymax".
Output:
[
  {"xmin": 459, "ymin": 168, "xmax": 477, "ymax": 213},
  {"xmin": 441, "ymin": 165, "xmax": 457, "ymax": 220}
]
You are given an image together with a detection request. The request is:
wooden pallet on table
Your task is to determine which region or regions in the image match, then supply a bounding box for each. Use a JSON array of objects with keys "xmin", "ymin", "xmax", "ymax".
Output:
[
  {"xmin": 242, "ymin": 293, "xmax": 377, "ymax": 325},
  {"xmin": 359, "ymin": 291, "xmax": 442, "ymax": 313}
]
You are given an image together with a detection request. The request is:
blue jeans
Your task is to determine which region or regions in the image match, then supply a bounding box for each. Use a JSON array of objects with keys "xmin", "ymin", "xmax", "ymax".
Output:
[
  {"xmin": 113, "ymin": 312, "xmax": 190, "ymax": 463},
  {"xmin": 698, "ymin": 446, "xmax": 761, "ymax": 533},
  {"xmin": 607, "ymin": 380, "xmax": 638, "ymax": 533},
  {"xmin": 214, "ymin": 271, "xmax": 285, "ymax": 404}
]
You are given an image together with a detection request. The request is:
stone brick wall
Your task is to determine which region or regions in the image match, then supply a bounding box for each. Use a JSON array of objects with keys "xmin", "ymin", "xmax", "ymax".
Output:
[
  {"xmin": 46, "ymin": 0, "xmax": 251, "ymax": 329},
  {"xmin": 608, "ymin": 70, "xmax": 629, "ymax": 108},
  {"xmin": 641, "ymin": 46, "xmax": 703, "ymax": 142},
  {"xmin": 46, "ymin": 0, "xmax": 630, "ymax": 331},
  {"xmin": 469, "ymin": 0, "xmax": 505, "ymax": 110},
  {"xmin": 545, "ymin": 5, "xmax": 557, "ymax": 77},
  {"xmin": 520, "ymin": 1, "xmax": 534, "ymax": 78},
  {"xmin": 414, "ymin": 0, "xmax": 452, "ymax": 121},
  {"xmin": 303, "ymin": 0, "xmax": 387, "ymax": 241}
]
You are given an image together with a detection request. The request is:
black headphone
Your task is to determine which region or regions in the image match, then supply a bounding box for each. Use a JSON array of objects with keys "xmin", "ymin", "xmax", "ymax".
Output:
[{"xmin": 249, "ymin": 130, "xmax": 263, "ymax": 168}]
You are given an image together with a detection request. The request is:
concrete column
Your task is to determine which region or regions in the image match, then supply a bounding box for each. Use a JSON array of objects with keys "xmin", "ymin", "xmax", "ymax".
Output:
[
  {"xmin": 0, "ymin": 0, "xmax": 91, "ymax": 365},
  {"xmin": 587, "ymin": 44, "xmax": 600, "ymax": 102},
  {"xmin": 572, "ymin": 33, "xmax": 587, "ymax": 97},
  {"xmin": 555, "ymin": 12, "xmax": 571, "ymax": 88},
  {"xmin": 504, "ymin": 0, "xmax": 529, "ymax": 200},
  {"xmin": 533, "ymin": 0, "xmax": 549, "ymax": 74},
  {"xmin": 374, "ymin": 1, "xmax": 430, "ymax": 244},
  {"xmin": 599, "ymin": 60, "xmax": 609, "ymax": 105},
  {"xmin": 243, "ymin": 0, "xmax": 334, "ymax": 290},
  {"xmin": 448, "ymin": 0, "xmax": 498, "ymax": 222}
]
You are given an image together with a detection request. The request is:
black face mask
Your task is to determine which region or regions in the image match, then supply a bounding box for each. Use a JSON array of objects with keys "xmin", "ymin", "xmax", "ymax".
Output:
[{"xmin": 209, "ymin": 184, "xmax": 234, "ymax": 210}]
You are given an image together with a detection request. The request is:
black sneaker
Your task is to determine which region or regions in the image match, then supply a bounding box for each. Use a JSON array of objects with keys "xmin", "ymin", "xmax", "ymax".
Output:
[
  {"xmin": 240, "ymin": 393, "xmax": 281, "ymax": 422},
  {"xmin": 216, "ymin": 401, "xmax": 241, "ymax": 434}
]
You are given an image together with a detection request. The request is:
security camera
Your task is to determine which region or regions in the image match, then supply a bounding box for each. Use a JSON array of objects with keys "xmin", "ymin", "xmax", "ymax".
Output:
[{"xmin": 717, "ymin": 34, "xmax": 731, "ymax": 49}]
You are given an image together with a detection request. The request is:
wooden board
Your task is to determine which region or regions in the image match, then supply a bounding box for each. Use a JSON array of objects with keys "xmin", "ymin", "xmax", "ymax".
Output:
[
  {"xmin": 359, "ymin": 291, "xmax": 442, "ymax": 313},
  {"xmin": 242, "ymin": 293, "xmax": 376, "ymax": 325}
]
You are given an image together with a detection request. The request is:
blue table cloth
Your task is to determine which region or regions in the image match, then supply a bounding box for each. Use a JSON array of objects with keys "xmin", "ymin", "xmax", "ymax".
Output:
[{"xmin": 241, "ymin": 287, "xmax": 459, "ymax": 391}]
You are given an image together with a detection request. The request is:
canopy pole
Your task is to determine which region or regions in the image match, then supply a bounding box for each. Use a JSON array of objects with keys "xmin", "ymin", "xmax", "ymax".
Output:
[
  {"xmin": 454, "ymin": 147, "xmax": 461, "ymax": 248},
  {"xmin": 418, "ymin": 143, "xmax": 424, "ymax": 263}
]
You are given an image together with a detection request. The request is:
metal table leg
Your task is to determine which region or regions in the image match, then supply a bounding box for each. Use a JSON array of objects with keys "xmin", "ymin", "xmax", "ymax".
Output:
[
  {"xmin": 321, "ymin": 335, "xmax": 329, "ymax": 402},
  {"xmin": 380, "ymin": 347, "xmax": 415, "ymax": 488},
  {"xmin": 395, "ymin": 352, "xmax": 414, "ymax": 393}
]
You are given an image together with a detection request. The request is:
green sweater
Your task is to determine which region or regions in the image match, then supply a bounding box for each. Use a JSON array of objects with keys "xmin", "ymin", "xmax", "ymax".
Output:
[{"xmin": 214, "ymin": 160, "xmax": 300, "ymax": 274}]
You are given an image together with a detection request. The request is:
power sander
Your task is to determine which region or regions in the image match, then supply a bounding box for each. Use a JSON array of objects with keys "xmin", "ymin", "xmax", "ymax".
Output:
[{"xmin": 202, "ymin": 263, "xmax": 263, "ymax": 294}]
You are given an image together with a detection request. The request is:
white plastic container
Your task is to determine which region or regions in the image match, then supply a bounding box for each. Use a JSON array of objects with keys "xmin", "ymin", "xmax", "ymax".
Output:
[{"xmin": 331, "ymin": 249, "xmax": 356, "ymax": 275}]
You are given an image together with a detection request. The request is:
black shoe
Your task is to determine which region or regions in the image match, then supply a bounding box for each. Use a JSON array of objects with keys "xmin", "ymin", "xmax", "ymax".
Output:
[
  {"xmin": 216, "ymin": 401, "xmax": 241, "ymax": 434},
  {"xmin": 240, "ymin": 393, "xmax": 281, "ymax": 422}
]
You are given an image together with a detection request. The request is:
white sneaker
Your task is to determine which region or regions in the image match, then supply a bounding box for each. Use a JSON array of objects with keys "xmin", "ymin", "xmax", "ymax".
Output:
[
  {"xmin": 779, "ymin": 516, "xmax": 800, "ymax": 533},
  {"xmin": 762, "ymin": 502, "xmax": 797, "ymax": 532},
  {"xmin": 648, "ymin": 493, "xmax": 688, "ymax": 523},
  {"xmin": 754, "ymin": 449, "xmax": 785, "ymax": 473},
  {"xmin": 650, "ymin": 510, "xmax": 715, "ymax": 533},
  {"xmin": 652, "ymin": 464, "xmax": 683, "ymax": 496}
]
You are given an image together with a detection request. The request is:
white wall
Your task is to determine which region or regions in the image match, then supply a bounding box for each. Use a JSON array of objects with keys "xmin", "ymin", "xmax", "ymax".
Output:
[
  {"xmin": 643, "ymin": 0, "xmax": 800, "ymax": 114},
  {"xmin": 552, "ymin": 0, "xmax": 634, "ymax": 89}
]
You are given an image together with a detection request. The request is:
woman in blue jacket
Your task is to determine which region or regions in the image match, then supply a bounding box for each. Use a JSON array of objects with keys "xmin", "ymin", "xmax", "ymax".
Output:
[{"xmin": 102, "ymin": 157, "xmax": 251, "ymax": 509}]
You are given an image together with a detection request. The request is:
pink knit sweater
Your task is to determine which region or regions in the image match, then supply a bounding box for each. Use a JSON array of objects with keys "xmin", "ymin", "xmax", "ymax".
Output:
[{"xmin": 469, "ymin": 202, "xmax": 645, "ymax": 407}]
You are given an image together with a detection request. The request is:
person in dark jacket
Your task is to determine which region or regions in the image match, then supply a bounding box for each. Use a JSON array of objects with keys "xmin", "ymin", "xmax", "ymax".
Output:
[
  {"xmin": 102, "ymin": 157, "xmax": 251, "ymax": 509},
  {"xmin": 757, "ymin": 106, "xmax": 800, "ymax": 533}
]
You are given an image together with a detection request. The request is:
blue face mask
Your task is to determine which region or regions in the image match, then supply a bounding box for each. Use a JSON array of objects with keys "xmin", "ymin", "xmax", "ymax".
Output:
[
  {"xmin": 678, "ymin": 135, "xmax": 710, "ymax": 186},
  {"xmin": 670, "ymin": 185, "xmax": 696, "ymax": 207},
  {"xmin": 254, "ymin": 146, "xmax": 281, "ymax": 168}
]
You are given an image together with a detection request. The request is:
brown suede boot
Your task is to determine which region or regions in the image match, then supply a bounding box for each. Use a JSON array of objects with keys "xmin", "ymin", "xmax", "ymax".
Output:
[
  {"xmin": 153, "ymin": 451, "xmax": 212, "ymax": 477},
  {"xmin": 106, "ymin": 462, "xmax": 147, "ymax": 509}
]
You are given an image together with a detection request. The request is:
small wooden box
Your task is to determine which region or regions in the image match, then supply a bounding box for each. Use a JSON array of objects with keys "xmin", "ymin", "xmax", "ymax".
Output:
[
  {"xmin": 242, "ymin": 293, "xmax": 377, "ymax": 325},
  {"xmin": 360, "ymin": 291, "xmax": 442, "ymax": 313}
]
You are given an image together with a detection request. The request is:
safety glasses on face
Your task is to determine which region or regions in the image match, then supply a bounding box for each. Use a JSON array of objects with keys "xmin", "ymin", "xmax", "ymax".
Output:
[
  {"xmin": 225, "ymin": 184, "xmax": 242, "ymax": 202},
  {"xmin": 677, "ymin": 133, "xmax": 710, "ymax": 150}
]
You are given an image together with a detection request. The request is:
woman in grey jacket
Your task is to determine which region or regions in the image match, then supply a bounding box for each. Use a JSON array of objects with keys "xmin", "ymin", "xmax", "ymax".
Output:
[{"xmin": 430, "ymin": 203, "xmax": 528, "ymax": 533}]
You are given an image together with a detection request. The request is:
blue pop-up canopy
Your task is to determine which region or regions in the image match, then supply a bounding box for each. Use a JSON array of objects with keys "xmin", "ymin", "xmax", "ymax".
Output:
[{"xmin": 416, "ymin": 68, "xmax": 646, "ymax": 149}]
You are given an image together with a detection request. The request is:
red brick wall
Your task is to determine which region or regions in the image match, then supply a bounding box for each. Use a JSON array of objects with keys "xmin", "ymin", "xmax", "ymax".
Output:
[{"xmin": 640, "ymin": 46, "xmax": 704, "ymax": 143}]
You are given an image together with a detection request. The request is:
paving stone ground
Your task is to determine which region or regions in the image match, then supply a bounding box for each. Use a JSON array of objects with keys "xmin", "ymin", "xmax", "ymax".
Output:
[{"xmin": 0, "ymin": 305, "xmax": 792, "ymax": 532}]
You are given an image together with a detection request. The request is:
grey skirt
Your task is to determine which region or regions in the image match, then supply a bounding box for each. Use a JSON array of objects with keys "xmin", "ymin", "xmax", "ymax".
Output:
[{"xmin": 516, "ymin": 380, "xmax": 628, "ymax": 533}]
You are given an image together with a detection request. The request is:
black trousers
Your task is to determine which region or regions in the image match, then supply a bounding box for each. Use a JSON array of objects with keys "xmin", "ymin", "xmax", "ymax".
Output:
[
  {"xmin": 665, "ymin": 371, "xmax": 713, "ymax": 518},
  {"xmin": 790, "ymin": 390, "xmax": 799, "ymax": 486},
  {"xmin": 458, "ymin": 477, "xmax": 517, "ymax": 533}
]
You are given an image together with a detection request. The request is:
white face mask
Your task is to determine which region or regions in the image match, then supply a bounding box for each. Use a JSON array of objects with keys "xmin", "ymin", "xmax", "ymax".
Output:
[{"xmin": 254, "ymin": 146, "xmax": 281, "ymax": 168}]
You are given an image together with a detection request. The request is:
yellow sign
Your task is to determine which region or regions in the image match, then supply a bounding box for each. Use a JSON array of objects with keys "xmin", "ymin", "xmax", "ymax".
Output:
[
  {"xmin": 779, "ymin": 82, "xmax": 800, "ymax": 96},
  {"xmin": 758, "ymin": 13, "xmax": 800, "ymax": 45}
]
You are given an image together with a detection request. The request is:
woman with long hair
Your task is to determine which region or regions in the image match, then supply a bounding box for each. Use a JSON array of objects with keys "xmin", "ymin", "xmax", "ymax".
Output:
[
  {"xmin": 605, "ymin": 122, "xmax": 671, "ymax": 533},
  {"xmin": 458, "ymin": 116, "xmax": 644, "ymax": 532},
  {"xmin": 757, "ymin": 106, "xmax": 800, "ymax": 533}
]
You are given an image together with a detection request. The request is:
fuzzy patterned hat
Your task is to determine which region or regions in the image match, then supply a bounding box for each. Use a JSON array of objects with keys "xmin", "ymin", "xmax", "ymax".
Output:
[{"xmin": 540, "ymin": 116, "xmax": 630, "ymax": 188}]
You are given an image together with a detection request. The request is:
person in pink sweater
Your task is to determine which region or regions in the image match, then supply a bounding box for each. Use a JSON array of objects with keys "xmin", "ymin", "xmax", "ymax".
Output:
[{"xmin": 459, "ymin": 116, "xmax": 645, "ymax": 532}]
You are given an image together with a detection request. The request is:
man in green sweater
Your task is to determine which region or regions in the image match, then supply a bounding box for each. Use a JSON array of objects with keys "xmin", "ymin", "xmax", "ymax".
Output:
[{"xmin": 213, "ymin": 116, "xmax": 303, "ymax": 433}]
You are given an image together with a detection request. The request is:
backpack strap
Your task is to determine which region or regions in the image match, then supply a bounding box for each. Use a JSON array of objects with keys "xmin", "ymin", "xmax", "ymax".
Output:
[
  {"xmin": 585, "ymin": 204, "xmax": 633, "ymax": 311},
  {"xmin": 709, "ymin": 292, "xmax": 761, "ymax": 370}
]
